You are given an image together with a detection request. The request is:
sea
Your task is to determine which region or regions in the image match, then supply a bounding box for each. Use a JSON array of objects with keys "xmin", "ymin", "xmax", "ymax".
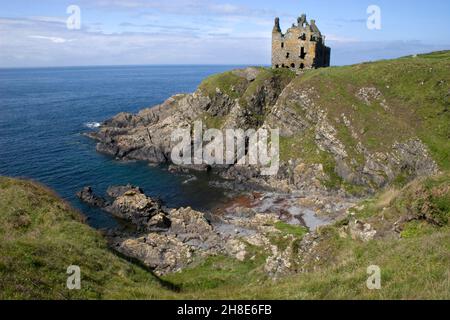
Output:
[{"xmin": 0, "ymin": 65, "xmax": 244, "ymax": 228}]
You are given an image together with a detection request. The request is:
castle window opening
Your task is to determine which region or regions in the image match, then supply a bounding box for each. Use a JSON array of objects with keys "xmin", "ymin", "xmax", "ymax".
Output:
[
  {"xmin": 275, "ymin": 65, "xmax": 279, "ymax": 68},
  {"xmin": 291, "ymin": 63, "xmax": 295, "ymax": 68},
  {"xmin": 300, "ymin": 47, "xmax": 306, "ymax": 59},
  {"xmin": 286, "ymin": 52, "xmax": 290, "ymax": 58},
  {"xmin": 281, "ymin": 42, "xmax": 284, "ymax": 48},
  {"xmin": 300, "ymin": 63, "xmax": 305, "ymax": 69}
]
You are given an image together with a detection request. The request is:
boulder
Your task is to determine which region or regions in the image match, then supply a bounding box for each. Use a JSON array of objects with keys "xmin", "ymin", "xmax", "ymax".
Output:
[
  {"xmin": 340, "ymin": 219, "xmax": 377, "ymax": 242},
  {"xmin": 106, "ymin": 184, "xmax": 143, "ymax": 198},
  {"xmin": 113, "ymin": 233, "xmax": 193, "ymax": 275},
  {"xmin": 77, "ymin": 185, "xmax": 168, "ymax": 232},
  {"xmin": 76, "ymin": 187, "xmax": 108, "ymax": 208},
  {"xmin": 105, "ymin": 187, "xmax": 165, "ymax": 230},
  {"xmin": 169, "ymin": 207, "xmax": 221, "ymax": 250}
]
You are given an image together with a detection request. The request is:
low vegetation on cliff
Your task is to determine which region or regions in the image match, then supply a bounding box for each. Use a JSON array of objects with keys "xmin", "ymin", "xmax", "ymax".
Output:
[
  {"xmin": 286, "ymin": 50, "xmax": 449, "ymax": 169},
  {"xmin": 1, "ymin": 51, "xmax": 449, "ymax": 299},
  {"xmin": 0, "ymin": 177, "xmax": 166, "ymax": 299},
  {"xmin": 1, "ymin": 172, "xmax": 448, "ymax": 299},
  {"xmin": 91, "ymin": 51, "xmax": 449, "ymax": 195}
]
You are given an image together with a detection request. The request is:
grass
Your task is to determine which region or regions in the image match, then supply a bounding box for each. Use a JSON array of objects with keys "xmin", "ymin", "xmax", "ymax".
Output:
[
  {"xmin": 198, "ymin": 67, "xmax": 295, "ymax": 128},
  {"xmin": 200, "ymin": 112, "xmax": 226, "ymax": 129},
  {"xmin": 253, "ymin": 230, "xmax": 450, "ymax": 299},
  {"xmin": 198, "ymin": 70, "xmax": 248, "ymax": 100},
  {"xmin": 400, "ymin": 221, "xmax": 435, "ymax": 239},
  {"xmin": 279, "ymin": 129, "xmax": 346, "ymax": 190},
  {"xmin": 351, "ymin": 171, "xmax": 450, "ymax": 231},
  {"xmin": 274, "ymin": 221, "xmax": 308, "ymax": 238},
  {"xmin": 239, "ymin": 68, "xmax": 294, "ymax": 127},
  {"xmin": 1, "ymin": 175, "xmax": 449, "ymax": 299},
  {"xmin": 198, "ymin": 53, "xmax": 449, "ymax": 185},
  {"xmin": 1, "ymin": 52, "xmax": 450, "ymax": 299},
  {"xmin": 291, "ymin": 51, "xmax": 450, "ymax": 170},
  {"xmin": 273, "ymin": 51, "xmax": 450, "ymax": 191},
  {"xmin": 0, "ymin": 177, "xmax": 168, "ymax": 299},
  {"xmin": 162, "ymin": 246, "xmax": 268, "ymax": 295},
  {"xmin": 239, "ymin": 68, "xmax": 295, "ymax": 108}
]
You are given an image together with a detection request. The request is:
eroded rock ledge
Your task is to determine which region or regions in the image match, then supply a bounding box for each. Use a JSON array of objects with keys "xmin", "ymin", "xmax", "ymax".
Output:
[
  {"xmin": 86, "ymin": 67, "xmax": 439, "ymax": 196},
  {"xmin": 80, "ymin": 65, "xmax": 444, "ymax": 277},
  {"xmin": 77, "ymin": 184, "xmax": 355, "ymax": 276}
]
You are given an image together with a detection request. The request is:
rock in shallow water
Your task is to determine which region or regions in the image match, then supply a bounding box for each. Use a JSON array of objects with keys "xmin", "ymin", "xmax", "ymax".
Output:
[
  {"xmin": 76, "ymin": 186, "xmax": 108, "ymax": 208},
  {"xmin": 77, "ymin": 185, "xmax": 168, "ymax": 232}
]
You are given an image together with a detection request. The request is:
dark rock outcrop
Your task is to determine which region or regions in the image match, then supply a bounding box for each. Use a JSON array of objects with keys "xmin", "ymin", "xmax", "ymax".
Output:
[
  {"xmin": 76, "ymin": 187, "xmax": 109, "ymax": 208},
  {"xmin": 87, "ymin": 67, "xmax": 439, "ymax": 195},
  {"xmin": 77, "ymin": 185, "xmax": 169, "ymax": 232}
]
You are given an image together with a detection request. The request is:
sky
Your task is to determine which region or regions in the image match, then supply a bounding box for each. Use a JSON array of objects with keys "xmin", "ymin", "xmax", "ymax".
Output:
[{"xmin": 0, "ymin": 0, "xmax": 449, "ymax": 68}]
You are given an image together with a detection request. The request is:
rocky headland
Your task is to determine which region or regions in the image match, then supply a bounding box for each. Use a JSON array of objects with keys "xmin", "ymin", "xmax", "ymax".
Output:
[
  {"xmin": 2, "ymin": 51, "xmax": 449, "ymax": 299},
  {"xmin": 81, "ymin": 52, "xmax": 448, "ymax": 278}
]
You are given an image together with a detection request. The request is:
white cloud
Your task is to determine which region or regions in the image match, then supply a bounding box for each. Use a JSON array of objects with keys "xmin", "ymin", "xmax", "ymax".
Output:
[
  {"xmin": 0, "ymin": 16, "xmax": 270, "ymax": 67},
  {"xmin": 28, "ymin": 35, "xmax": 75, "ymax": 44},
  {"xmin": 29, "ymin": 16, "xmax": 67, "ymax": 24},
  {"xmin": 209, "ymin": 3, "xmax": 240, "ymax": 14},
  {"xmin": 83, "ymin": 0, "xmax": 277, "ymax": 17},
  {"xmin": 1, "ymin": 4, "xmax": 447, "ymax": 68},
  {"xmin": 325, "ymin": 34, "xmax": 359, "ymax": 43}
]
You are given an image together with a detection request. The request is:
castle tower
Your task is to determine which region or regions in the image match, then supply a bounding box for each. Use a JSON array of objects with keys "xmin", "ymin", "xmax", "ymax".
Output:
[{"xmin": 272, "ymin": 14, "xmax": 331, "ymax": 70}]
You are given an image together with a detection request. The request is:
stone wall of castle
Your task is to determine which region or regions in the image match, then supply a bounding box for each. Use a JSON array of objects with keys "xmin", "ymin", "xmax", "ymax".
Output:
[{"xmin": 272, "ymin": 15, "xmax": 331, "ymax": 70}]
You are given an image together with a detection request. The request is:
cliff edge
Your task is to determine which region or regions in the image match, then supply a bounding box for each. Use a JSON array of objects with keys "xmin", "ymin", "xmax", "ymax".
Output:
[{"xmin": 89, "ymin": 51, "xmax": 450, "ymax": 195}]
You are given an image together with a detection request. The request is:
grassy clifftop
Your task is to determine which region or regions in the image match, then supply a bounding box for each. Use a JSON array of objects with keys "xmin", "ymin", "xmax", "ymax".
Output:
[
  {"xmin": 197, "ymin": 51, "xmax": 450, "ymax": 192},
  {"xmin": 1, "ymin": 174, "xmax": 448, "ymax": 299},
  {"xmin": 1, "ymin": 52, "xmax": 449, "ymax": 299},
  {"xmin": 289, "ymin": 50, "xmax": 450, "ymax": 170}
]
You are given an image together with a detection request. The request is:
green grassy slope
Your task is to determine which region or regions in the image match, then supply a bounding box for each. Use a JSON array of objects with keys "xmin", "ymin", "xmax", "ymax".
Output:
[
  {"xmin": 287, "ymin": 51, "xmax": 450, "ymax": 170},
  {"xmin": 199, "ymin": 67, "xmax": 295, "ymax": 128},
  {"xmin": 197, "ymin": 51, "xmax": 450, "ymax": 192},
  {"xmin": 1, "ymin": 174, "xmax": 448, "ymax": 299},
  {"xmin": 276, "ymin": 51, "xmax": 449, "ymax": 192},
  {"xmin": 0, "ymin": 177, "xmax": 172, "ymax": 299},
  {"xmin": 1, "ymin": 52, "xmax": 449, "ymax": 299}
]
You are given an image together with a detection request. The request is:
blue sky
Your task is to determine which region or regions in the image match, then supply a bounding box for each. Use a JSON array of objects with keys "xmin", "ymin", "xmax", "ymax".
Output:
[{"xmin": 0, "ymin": 0, "xmax": 449, "ymax": 67}]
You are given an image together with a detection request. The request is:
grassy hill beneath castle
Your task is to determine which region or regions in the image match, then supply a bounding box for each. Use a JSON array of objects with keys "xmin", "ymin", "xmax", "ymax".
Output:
[
  {"xmin": 1, "ymin": 51, "xmax": 449, "ymax": 299},
  {"xmin": 194, "ymin": 51, "xmax": 449, "ymax": 193},
  {"xmin": 90, "ymin": 50, "xmax": 449, "ymax": 194}
]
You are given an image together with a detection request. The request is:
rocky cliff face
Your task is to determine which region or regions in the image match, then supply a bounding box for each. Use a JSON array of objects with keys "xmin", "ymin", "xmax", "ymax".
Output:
[
  {"xmin": 88, "ymin": 58, "xmax": 445, "ymax": 194},
  {"xmin": 264, "ymin": 82, "xmax": 439, "ymax": 191},
  {"xmin": 82, "ymin": 52, "xmax": 449, "ymax": 277}
]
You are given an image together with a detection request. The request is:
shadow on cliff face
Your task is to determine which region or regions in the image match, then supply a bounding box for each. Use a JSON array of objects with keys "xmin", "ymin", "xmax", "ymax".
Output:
[{"xmin": 109, "ymin": 248, "xmax": 181, "ymax": 292}]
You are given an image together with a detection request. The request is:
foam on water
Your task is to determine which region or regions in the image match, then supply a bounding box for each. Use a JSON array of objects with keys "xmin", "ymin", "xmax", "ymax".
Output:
[{"xmin": 84, "ymin": 122, "xmax": 101, "ymax": 129}]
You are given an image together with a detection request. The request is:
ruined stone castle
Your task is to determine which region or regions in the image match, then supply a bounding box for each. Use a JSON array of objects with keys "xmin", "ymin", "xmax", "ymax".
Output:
[{"xmin": 272, "ymin": 14, "xmax": 331, "ymax": 70}]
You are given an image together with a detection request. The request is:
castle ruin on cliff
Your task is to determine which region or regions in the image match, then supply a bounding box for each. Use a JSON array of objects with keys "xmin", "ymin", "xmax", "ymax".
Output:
[{"xmin": 272, "ymin": 14, "xmax": 331, "ymax": 70}]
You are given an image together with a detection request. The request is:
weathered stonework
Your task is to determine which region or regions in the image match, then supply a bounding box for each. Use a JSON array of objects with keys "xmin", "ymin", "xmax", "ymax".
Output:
[{"xmin": 272, "ymin": 14, "xmax": 331, "ymax": 71}]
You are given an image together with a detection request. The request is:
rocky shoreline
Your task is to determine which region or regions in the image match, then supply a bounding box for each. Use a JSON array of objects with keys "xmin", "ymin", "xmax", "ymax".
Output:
[
  {"xmin": 77, "ymin": 182, "xmax": 356, "ymax": 276},
  {"xmin": 80, "ymin": 66, "xmax": 441, "ymax": 277},
  {"xmin": 86, "ymin": 67, "xmax": 438, "ymax": 195}
]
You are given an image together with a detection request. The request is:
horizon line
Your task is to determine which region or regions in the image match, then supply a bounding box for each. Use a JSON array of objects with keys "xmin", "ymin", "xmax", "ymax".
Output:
[
  {"xmin": 0, "ymin": 63, "xmax": 270, "ymax": 71},
  {"xmin": 1, "ymin": 49, "xmax": 448, "ymax": 71}
]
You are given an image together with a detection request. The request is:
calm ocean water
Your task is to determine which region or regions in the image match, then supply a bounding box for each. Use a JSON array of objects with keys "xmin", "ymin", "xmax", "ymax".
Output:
[{"xmin": 0, "ymin": 65, "xmax": 243, "ymax": 228}]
